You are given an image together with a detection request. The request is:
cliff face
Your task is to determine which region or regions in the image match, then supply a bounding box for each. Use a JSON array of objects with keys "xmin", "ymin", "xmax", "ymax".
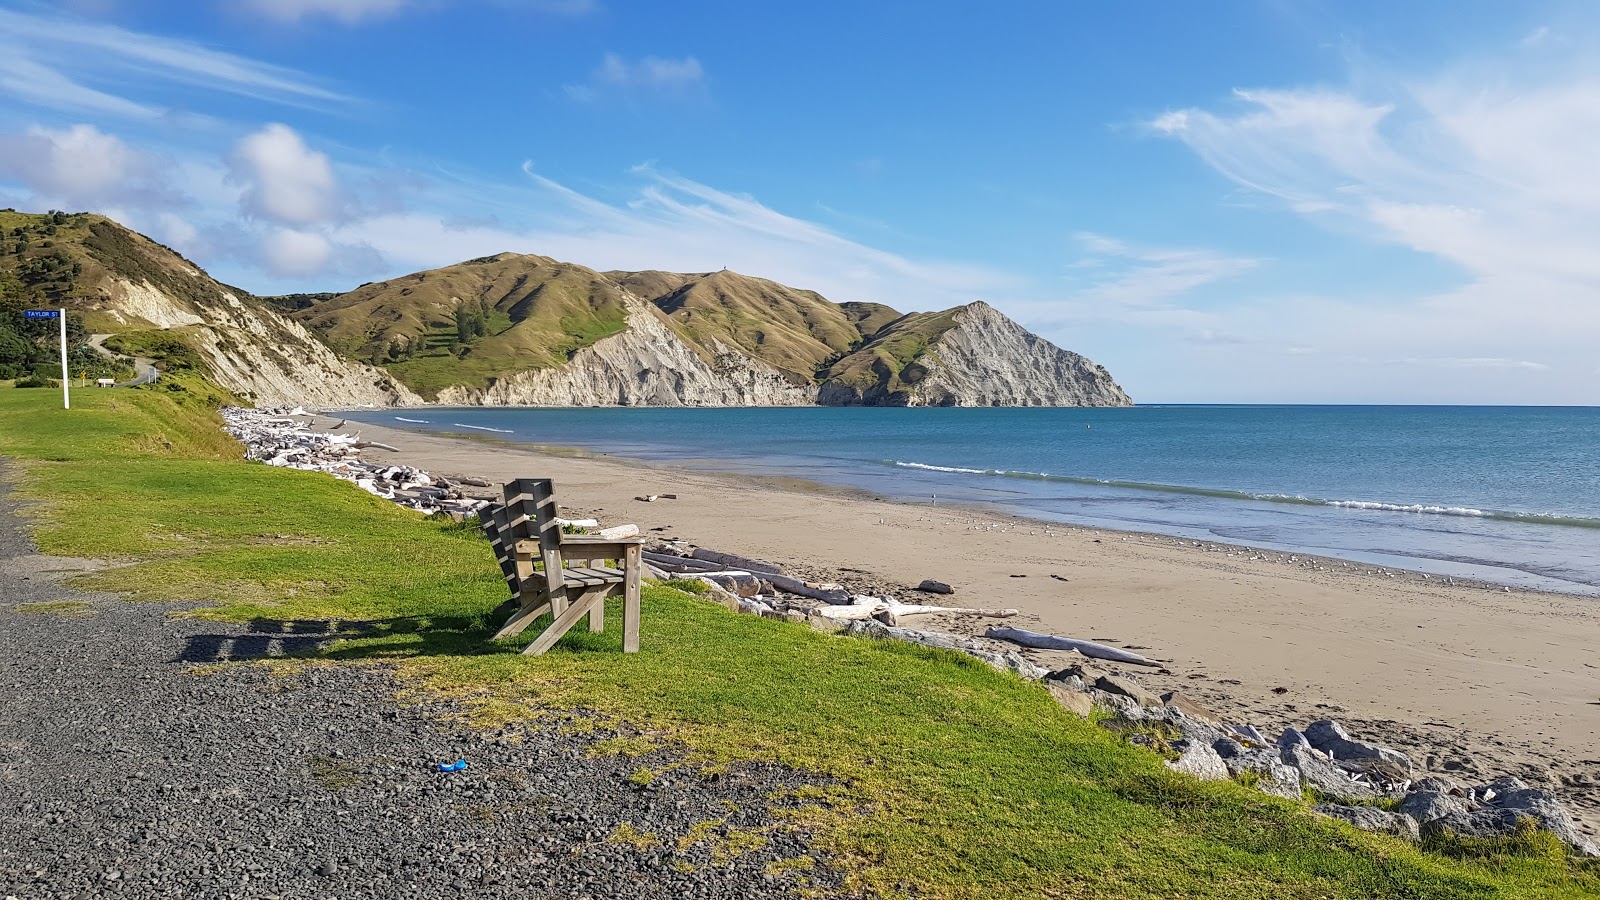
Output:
[
  {"xmin": 3, "ymin": 214, "xmax": 417, "ymax": 408},
  {"xmin": 11, "ymin": 211, "xmax": 1130, "ymax": 409},
  {"xmin": 817, "ymin": 302, "xmax": 1130, "ymax": 407},
  {"xmin": 903, "ymin": 302, "xmax": 1131, "ymax": 407},
  {"xmin": 433, "ymin": 297, "xmax": 816, "ymax": 407}
]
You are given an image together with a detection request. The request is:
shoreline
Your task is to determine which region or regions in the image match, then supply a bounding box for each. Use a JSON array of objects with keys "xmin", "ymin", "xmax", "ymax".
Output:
[{"xmin": 312, "ymin": 413, "xmax": 1600, "ymax": 835}]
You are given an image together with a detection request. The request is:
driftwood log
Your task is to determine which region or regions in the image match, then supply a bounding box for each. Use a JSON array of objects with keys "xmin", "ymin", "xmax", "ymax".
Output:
[
  {"xmin": 984, "ymin": 626, "xmax": 1160, "ymax": 667},
  {"xmin": 816, "ymin": 596, "xmax": 1019, "ymax": 626},
  {"xmin": 690, "ymin": 547, "xmax": 783, "ymax": 575}
]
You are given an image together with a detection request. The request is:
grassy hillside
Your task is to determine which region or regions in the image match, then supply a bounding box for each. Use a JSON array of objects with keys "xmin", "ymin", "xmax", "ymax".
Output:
[
  {"xmin": 0, "ymin": 210, "xmax": 146, "ymax": 381},
  {"xmin": 644, "ymin": 270, "xmax": 884, "ymax": 382},
  {"xmin": 296, "ymin": 258, "xmax": 921, "ymax": 396},
  {"xmin": 821, "ymin": 308, "xmax": 963, "ymax": 402},
  {"xmin": 1, "ymin": 380, "xmax": 1594, "ymax": 898},
  {"xmin": 293, "ymin": 253, "xmax": 632, "ymax": 399}
]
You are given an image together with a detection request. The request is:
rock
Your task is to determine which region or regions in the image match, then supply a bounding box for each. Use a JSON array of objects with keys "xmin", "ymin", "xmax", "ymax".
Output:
[
  {"xmin": 1314, "ymin": 805, "xmax": 1420, "ymax": 841},
  {"xmin": 1481, "ymin": 775, "xmax": 1529, "ymax": 797},
  {"xmin": 806, "ymin": 613, "xmax": 846, "ymax": 634},
  {"xmin": 1421, "ymin": 808, "xmax": 1526, "ymax": 843},
  {"xmin": 1397, "ymin": 790, "xmax": 1469, "ymax": 824},
  {"xmin": 1094, "ymin": 674, "xmax": 1162, "ymax": 708},
  {"xmin": 1212, "ymin": 738, "xmax": 1245, "ymax": 759},
  {"xmin": 1230, "ymin": 724, "xmax": 1268, "ymax": 745},
  {"xmin": 1411, "ymin": 774, "xmax": 1468, "ymax": 797},
  {"xmin": 1048, "ymin": 661, "xmax": 1107, "ymax": 683},
  {"xmin": 1222, "ymin": 749, "xmax": 1303, "ymax": 800},
  {"xmin": 1283, "ymin": 743, "xmax": 1381, "ymax": 802},
  {"xmin": 1046, "ymin": 683, "xmax": 1094, "ymax": 718},
  {"xmin": 1277, "ymin": 728, "xmax": 1311, "ymax": 752},
  {"xmin": 915, "ymin": 579, "xmax": 954, "ymax": 595},
  {"xmin": 1302, "ymin": 720, "xmax": 1414, "ymax": 770},
  {"xmin": 1160, "ymin": 691, "xmax": 1221, "ymax": 725},
  {"xmin": 1488, "ymin": 788, "xmax": 1600, "ymax": 856},
  {"xmin": 1047, "ymin": 673, "xmax": 1087, "ymax": 693},
  {"xmin": 1166, "ymin": 739, "xmax": 1229, "ymax": 781},
  {"xmin": 1089, "ymin": 690, "xmax": 1140, "ymax": 716}
]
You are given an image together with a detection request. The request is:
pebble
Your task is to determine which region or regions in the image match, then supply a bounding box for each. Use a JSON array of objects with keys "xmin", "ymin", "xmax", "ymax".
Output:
[{"xmin": 0, "ymin": 485, "xmax": 837, "ymax": 899}]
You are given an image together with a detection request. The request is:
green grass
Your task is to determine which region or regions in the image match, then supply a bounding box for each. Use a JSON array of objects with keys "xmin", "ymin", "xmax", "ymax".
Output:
[{"xmin": 0, "ymin": 383, "xmax": 1596, "ymax": 898}]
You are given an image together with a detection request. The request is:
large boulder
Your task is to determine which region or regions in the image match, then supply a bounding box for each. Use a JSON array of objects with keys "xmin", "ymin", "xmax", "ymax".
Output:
[
  {"xmin": 1489, "ymin": 788, "xmax": 1600, "ymax": 857},
  {"xmin": 1220, "ymin": 748, "xmax": 1303, "ymax": 800},
  {"xmin": 1160, "ymin": 691, "xmax": 1222, "ymax": 725},
  {"xmin": 1046, "ymin": 682, "xmax": 1094, "ymax": 718},
  {"xmin": 1411, "ymin": 774, "xmax": 1469, "ymax": 797},
  {"xmin": 1315, "ymin": 804, "xmax": 1421, "ymax": 842},
  {"xmin": 1303, "ymin": 720, "xmax": 1414, "ymax": 770},
  {"xmin": 1094, "ymin": 674, "xmax": 1162, "ymax": 708},
  {"xmin": 1397, "ymin": 790, "xmax": 1469, "ymax": 825},
  {"xmin": 1282, "ymin": 743, "xmax": 1381, "ymax": 802},
  {"xmin": 1421, "ymin": 808, "xmax": 1526, "ymax": 843},
  {"xmin": 1278, "ymin": 727, "xmax": 1311, "ymax": 752},
  {"xmin": 1166, "ymin": 738, "xmax": 1229, "ymax": 781}
]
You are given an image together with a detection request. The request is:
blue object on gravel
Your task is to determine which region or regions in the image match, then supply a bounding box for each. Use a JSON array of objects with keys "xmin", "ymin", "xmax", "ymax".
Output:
[{"xmin": 437, "ymin": 759, "xmax": 467, "ymax": 773}]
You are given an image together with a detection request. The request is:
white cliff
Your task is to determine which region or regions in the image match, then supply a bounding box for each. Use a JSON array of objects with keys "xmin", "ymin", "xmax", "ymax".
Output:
[
  {"xmin": 909, "ymin": 302, "xmax": 1132, "ymax": 407},
  {"xmin": 434, "ymin": 299, "xmax": 817, "ymax": 407}
]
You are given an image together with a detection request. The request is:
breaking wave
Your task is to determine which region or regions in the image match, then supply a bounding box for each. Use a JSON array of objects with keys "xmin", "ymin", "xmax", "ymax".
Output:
[
  {"xmin": 887, "ymin": 460, "xmax": 1600, "ymax": 530},
  {"xmin": 454, "ymin": 423, "xmax": 514, "ymax": 433},
  {"xmin": 394, "ymin": 417, "xmax": 431, "ymax": 424}
]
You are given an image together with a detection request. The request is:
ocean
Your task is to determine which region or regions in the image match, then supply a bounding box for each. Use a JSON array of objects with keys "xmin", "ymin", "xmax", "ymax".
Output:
[{"xmin": 343, "ymin": 405, "xmax": 1600, "ymax": 596}]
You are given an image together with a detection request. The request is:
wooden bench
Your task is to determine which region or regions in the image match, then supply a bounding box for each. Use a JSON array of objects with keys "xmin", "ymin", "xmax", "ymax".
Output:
[{"xmin": 480, "ymin": 478, "xmax": 644, "ymax": 655}]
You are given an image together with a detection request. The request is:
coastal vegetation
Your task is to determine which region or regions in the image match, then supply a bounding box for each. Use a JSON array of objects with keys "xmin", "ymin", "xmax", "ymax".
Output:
[{"xmin": 0, "ymin": 381, "xmax": 1594, "ymax": 897}]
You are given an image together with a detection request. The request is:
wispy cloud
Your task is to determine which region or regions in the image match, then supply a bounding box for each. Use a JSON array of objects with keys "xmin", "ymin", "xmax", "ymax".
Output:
[
  {"xmin": 329, "ymin": 163, "xmax": 1013, "ymax": 309},
  {"xmin": 1067, "ymin": 232, "xmax": 1259, "ymax": 309},
  {"xmin": 240, "ymin": 0, "xmax": 413, "ymax": 24},
  {"xmin": 564, "ymin": 53, "xmax": 706, "ymax": 102},
  {"xmin": 239, "ymin": 0, "xmax": 597, "ymax": 25},
  {"xmin": 1389, "ymin": 357, "xmax": 1549, "ymax": 371},
  {"xmin": 0, "ymin": 7, "xmax": 346, "ymax": 121},
  {"xmin": 1142, "ymin": 31, "xmax": 1600, "ymax": 401}
]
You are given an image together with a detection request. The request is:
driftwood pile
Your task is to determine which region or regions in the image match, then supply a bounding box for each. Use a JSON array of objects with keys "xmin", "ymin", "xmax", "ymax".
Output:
[{"xmin": 220, "ymin": 407, "xmax": 491, "ymax": 519}]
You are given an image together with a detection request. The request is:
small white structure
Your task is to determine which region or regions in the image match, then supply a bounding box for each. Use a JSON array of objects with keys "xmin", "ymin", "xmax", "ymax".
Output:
[{"xmin": 96, "ymin": 378, "xmax": 115, "ymax": 388}]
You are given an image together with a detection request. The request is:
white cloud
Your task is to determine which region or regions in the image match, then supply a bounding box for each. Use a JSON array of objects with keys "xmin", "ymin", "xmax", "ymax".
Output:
[
  {"xmin": 1147, "ymin": 41, "xmax": 1600, "ymax": 402},
  {"xmin": 328, "ymin": 164, "xmax": 1013, "ymax": 310},
  {"xmin": 242, "ymin": 0, "xmax": 414, "ymax": 24},
  {"xmin": 1067, "ymin": 232, "xmax": 1259, "ymax": 309},
  {"xmin": 565, "ymin": 54, "xmax": 706, "ymax": 101},
  {"xmin": 261, "ymin": 228, "xmax": 334, "ymax": 277},
  {"xmin": 229, "ymin": 124, "xmax": 340, "ymax": 226},
  {"xmin": 1390, "ymin": 357, "xmax": 1549, "ymax": 371},
  {"xmin": 0, "ymin": 8, "xmax": 344, "ymax": 121},
  {"xmin": 240, "ymin": 0, "xmax": 597, "ymax": 25},
  {"xmin": 0, "ymin": 124, "xmax": 165, "ymax": 209}
]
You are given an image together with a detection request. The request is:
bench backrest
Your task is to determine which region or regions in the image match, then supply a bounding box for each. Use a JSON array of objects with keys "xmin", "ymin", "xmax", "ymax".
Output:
[
  {"xmin": 501, "ymin": 477, "xmax": 570, "ymax": 607},
  {"xmin": 480, "ymin": 501, "xmax": 519, "ymax": 603}
]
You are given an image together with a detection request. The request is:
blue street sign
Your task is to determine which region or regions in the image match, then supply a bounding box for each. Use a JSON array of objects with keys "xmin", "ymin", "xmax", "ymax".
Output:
[{"xmin": 24, "ymin": 309, "xmax": 60, "ymax": 319}]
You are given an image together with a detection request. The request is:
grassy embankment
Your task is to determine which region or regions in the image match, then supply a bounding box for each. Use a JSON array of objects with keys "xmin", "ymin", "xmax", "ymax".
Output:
[{"xmin": 0, "ymin": 382, "xmax": 1595, "ymax": 899}]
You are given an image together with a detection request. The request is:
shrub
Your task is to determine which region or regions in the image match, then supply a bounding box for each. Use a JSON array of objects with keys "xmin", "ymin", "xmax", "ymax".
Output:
[{"xmin": 13, "ymin": 374, "xmax": 58, "ymax": 388}]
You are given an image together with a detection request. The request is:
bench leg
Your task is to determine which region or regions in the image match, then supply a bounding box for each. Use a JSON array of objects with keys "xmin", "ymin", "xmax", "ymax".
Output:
[
  {"xmin": 492, "ymin": 600, "xmax": 551, "ymax": 641},
  {"xmin": 623, "ymin": 545, "xmax": 642, "ymax": 653},
  {"xmin": 524, "ymin": 586, "xmax": 606, "ymax": 656},
  {"xmin": 587, "ymin": 590, "xmax": 605, "ymax": 633}
]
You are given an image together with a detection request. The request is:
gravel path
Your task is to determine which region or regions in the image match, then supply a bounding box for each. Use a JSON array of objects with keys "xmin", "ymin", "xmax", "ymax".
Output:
[{"xmin": 0, "ymin": 476, "xmax": 839, "ymax": 899}]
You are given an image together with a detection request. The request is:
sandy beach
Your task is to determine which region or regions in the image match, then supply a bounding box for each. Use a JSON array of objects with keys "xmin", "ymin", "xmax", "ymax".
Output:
[{"xmin": 316, "ymin": 414, "xmax": 1600, "ymax": 834}]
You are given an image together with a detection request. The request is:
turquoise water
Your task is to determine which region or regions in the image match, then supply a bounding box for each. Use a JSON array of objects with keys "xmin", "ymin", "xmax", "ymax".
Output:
[{"xmin": 345, "ymin": 405, "xmax": 1600, "ymax": 596}]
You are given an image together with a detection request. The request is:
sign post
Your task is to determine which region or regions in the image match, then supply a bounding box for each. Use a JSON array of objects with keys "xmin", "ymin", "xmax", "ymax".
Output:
[{"xmin": 23, "ymin": 309, "xmax": 68, "ymax": 409}]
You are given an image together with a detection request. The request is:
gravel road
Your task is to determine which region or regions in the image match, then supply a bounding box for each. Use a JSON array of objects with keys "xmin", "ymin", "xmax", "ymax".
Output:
[{"xmin": 0, "ymin": 476, "xmax": 839, "ymax": 899}]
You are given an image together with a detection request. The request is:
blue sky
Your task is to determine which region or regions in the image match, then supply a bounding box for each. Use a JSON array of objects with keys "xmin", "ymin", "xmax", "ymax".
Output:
[{"xmin": 1, "ymin": 0, "xmax": 1595, "ymax": 404}]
